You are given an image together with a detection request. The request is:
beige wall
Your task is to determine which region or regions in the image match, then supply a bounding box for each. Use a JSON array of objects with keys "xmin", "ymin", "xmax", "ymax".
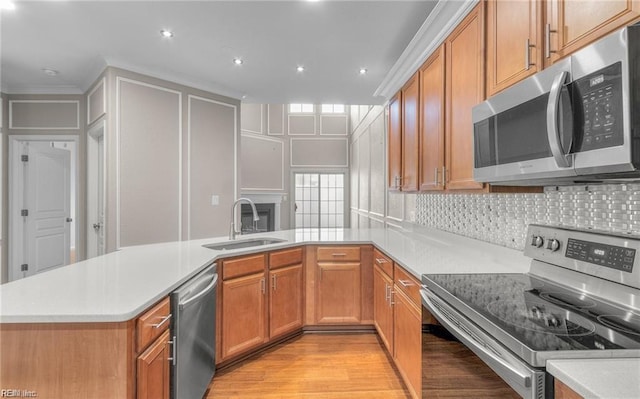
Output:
[
  {"xmin": 101, "ymin": 67, "xmax": 240, "ymax": 250},
  {"xmin": 350, "ymin": 105, "xmax": 416, "ymax": 230},
  {"xmin": 240, "ymin": 103, "xmax": 351, "ymax": 229},
  {"xmin": 1, "ymin": 94, "xmax": 87, "ymax": 283}
]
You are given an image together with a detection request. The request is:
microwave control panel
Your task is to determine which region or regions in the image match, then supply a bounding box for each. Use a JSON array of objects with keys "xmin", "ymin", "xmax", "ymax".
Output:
[{"xmin": 574, "ymin": 62, "xmax": 623, "ymax": 151}]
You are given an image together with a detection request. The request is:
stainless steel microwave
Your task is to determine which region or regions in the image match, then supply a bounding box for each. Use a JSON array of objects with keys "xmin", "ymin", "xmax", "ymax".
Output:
[{"xmin": 472, "ymin": 23, "xmax": 640, "ymax": 185}]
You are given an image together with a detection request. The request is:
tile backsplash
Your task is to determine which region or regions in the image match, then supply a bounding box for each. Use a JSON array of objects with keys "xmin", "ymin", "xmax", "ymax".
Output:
[{"xmin": 415, "ymin": 184, "xmax": 640, "ymax": 250}]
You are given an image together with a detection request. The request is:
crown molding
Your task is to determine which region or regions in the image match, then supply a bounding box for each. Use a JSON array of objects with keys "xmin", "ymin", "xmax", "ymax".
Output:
[{"xmin": 373, "ymin": 0, "xmax": 479, "ymax": 100}]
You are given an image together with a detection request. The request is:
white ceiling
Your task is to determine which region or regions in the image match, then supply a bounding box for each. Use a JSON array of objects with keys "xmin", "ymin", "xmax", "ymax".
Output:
[{"xmin": 1, "ymin": 0, "xmax": 438, "ymax": 104}]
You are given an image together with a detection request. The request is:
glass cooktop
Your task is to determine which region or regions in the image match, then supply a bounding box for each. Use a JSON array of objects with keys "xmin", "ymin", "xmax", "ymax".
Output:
[{"xmin": 424, "ymin": 273, "xmax": 640, "ymax": 353}]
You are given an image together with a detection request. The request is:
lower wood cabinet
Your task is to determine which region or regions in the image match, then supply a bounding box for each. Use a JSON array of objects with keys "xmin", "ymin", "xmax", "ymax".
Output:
[
  {"xmin": 316, "ymin": 262, "xmax": 362, "ymax": 324},
  {"xmin": 269, "ymin": 264, "xmax": 304, "ymax": 338},
  {"xmin": 219, "ymin": 248, "xmax": 304, "ymax": 364},
  {"xmin": 393, "ymin": 287, "xmax": 422, "ymax": 399},
  {"xmin": 137, "ymin": 329, "xmax": 171, "ymax": 399},
  {"xmin": 221, "ymin": 271, "xmax": 267, "ymax": 360},
  {"xmin": 373, "ymin": 263, "xmax": 394, "ymax": 352},
  {"xmin": 555, "ymin": 379, "xmax": 584, "ymax": 399}
]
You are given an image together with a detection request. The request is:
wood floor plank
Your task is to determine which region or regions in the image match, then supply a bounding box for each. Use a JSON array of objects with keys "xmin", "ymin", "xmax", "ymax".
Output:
[{"xmin": 207, "ymin": 333, "xmax": 411, "ymax": 399}]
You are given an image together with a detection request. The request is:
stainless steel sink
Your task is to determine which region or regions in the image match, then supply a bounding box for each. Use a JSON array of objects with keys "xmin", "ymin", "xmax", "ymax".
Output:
[{"xmin": 203, "ymin": 237, "xmax": 287, "ymax": 251}]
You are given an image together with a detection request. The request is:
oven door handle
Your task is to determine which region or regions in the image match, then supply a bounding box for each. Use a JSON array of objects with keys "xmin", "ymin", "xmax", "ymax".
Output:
[
  {"xmin": 546, "ymin": 70, "xmax": 572, "ymax": 168},
  {"xmin": 421, "ymin": 289, "xmax": 537, "ymax": 396}
]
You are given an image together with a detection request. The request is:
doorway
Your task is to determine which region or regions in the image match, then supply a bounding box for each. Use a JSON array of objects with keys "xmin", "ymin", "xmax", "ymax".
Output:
[
  {"xmin": 87, "ymin": 121, "xmax": 106, "ymax": 258},
  {"xmin": 293, "ymin": 172, "xmax": 345, "ymax": 228},
  {"xmin": 8, "ymin": 135, "xmax": 78, "ymax": 281}
]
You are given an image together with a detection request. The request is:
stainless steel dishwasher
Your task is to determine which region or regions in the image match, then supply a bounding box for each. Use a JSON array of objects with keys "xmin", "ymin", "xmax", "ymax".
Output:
[{"xmin": 170, "ymin": 263, "xmax": 218, "ymax": 399}]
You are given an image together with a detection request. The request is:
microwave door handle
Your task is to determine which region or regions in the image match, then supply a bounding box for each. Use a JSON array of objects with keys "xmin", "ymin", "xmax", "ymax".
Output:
[{"xmin": 546, "ymin": 71, "xmax": 572, "ymax": 168}]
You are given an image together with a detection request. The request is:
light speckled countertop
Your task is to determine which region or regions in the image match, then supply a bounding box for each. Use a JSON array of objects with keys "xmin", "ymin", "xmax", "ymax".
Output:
[
  {"xmin": 548, "ymin": 358, "xmax": 640, "ymax": 399},
  {"xmin": 0, "ymin": 227, "xmax": 529, "ymax": 323}
]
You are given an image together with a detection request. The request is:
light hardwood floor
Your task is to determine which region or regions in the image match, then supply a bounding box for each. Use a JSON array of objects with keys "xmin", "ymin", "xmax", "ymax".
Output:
[{"xmin": 206, "ymin": 333, "xmax": 411, "ymax": 399}]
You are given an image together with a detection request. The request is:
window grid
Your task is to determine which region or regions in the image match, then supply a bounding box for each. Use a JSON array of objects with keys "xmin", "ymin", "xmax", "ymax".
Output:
[
  {"xmin": 321, "ymin": 104, "xmax": 346, "ymax": 114},
  {"xmin": 289, "ymin": 103, "xmax": 315, "ymax": 113},
  {"xmin": 295, "ymin": 173, "xmax": 345, "ymax": 228}
]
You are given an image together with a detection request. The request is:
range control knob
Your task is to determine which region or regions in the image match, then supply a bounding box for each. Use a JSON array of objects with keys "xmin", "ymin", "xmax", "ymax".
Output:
[
  {"xmin": 531, "ymin": 235, "xmax": 544, "ymax": 248},
  {"xmin": 547, "ymin": 239, "xmax": 561, "ymax": 252}
]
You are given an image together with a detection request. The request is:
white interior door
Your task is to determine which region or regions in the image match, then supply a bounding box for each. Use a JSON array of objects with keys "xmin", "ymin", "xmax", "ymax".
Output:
[{"xmin": 23, "ymin": 142, "xmax": 71, "ymax": 277}]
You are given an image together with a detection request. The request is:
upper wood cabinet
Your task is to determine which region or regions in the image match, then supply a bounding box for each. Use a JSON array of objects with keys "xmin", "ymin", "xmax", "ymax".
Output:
[
  {"xmin": 401, "ymin": 74, "xmax": 420, "ymax": 192},
  {"xmin": 545, "ymin": 0, "xmax": 640, "ymax": 67},
  {"xmin": 486, "ymin": 0, "xmax": 543, "ymax": 96},
  {"xmin": 388, "ymin": 92, "xmax": 403, "ymax": 191},
  {"xmin": 418, "ymin": 45, "xmax": 446, "ymax": 191},
  {"xmin": 445, "ymin": 3, "xmax": 485, "ymax": 191}
]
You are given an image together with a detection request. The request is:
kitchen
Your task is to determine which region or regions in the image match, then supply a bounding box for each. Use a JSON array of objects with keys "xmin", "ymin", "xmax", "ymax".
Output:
[{"xmin": 1, "ymin": 1, "xmax": 640, "ymax": 399}]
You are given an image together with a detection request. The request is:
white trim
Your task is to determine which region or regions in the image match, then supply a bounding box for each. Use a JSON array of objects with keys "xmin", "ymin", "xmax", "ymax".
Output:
[
  {"xmin": 115, "ymin": 76, "xmax": 183, "ymax": 248},
  {"xmin": 87, "ymin": 77, "xmax": 106, "ymax": 126},
  {"xmin": 187, "ymin": 94, "xmax": 239, "ymax": 240},
  {"xmin": 369, "ymin": 211, "xmax": 385, "ymax": 218},
  {"xmin": 267, "ymin": 104, "xmax": 285, "ymax": 136},
  {"xmin": 86, "ymin": 120, "xmax": 106, "ymax": 258},
  {"xmin": 240, "ymin": 132, "xmax": 285, "ymax": 191},
  {"xmin": 319, "ymin": 114, "xmax": 349, "ymax": 136},
  {"xmin": 373, "ymin": 0, "xmax": 479, "ymax": 100},
  {"xmin": 9, "ymin": 100, "xmax": 80, "ymax": 130},
  {"xmin": 240, "ymin": 103, "xmax": 263, "ymax": 135},
  {"xmin": 290, "ymin": 137, "xmax": 349, "ymax": 168},
  {"xmin": 287, "ymin": 114, "xmax": 317, "ymax": 135},
  {"xmin": 8, "ymin": 134, "xmax": 80, "ymax": 282}
]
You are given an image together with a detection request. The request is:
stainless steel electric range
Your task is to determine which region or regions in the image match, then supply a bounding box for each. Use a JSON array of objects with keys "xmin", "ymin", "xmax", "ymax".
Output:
[{"xmin": 421, "ymin": 224, "xmax": 640, "ymax": 399}]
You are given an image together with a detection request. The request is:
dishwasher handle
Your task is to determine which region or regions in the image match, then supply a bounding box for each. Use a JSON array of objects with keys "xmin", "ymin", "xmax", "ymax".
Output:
[
  {"xmin": 421, "ymin": 289, "xmax": 536, "ymax": 395},
  {"xmin": 179, "ymin": 274, "xmax": 218, "ymax": 310}
]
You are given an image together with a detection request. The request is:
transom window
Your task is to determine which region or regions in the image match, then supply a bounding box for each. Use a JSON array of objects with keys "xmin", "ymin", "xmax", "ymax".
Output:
[
  {"xmin": 289, "ymin": 103, "xmax": 314, "ymax": 113},
  {"xmin": 321, "ymin": 104, "xmax": 345, "ymax": 114}
]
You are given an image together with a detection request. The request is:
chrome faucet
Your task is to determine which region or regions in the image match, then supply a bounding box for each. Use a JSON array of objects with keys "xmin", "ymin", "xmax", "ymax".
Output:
[{"xmin": 229, "ymin": 198, "xmax": 260, "ymax": 240}]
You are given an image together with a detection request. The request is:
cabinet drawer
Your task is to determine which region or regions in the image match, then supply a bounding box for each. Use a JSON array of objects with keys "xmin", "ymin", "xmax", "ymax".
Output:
[
  {"xmin": 222, "ymin": 254, "xmax": 266, "ymax": 280},
  {"xmin": 137, "ymin": 297, "xmax": 171, "ymax": 352},
  {"xmin": 373, "ymin": 248, "xmax": 393, "ymax": 277},
  {"xmin": 394, "ymin": 264, "xmax": 421, "ymax": 307},
  {"xmin": 317, "ymin": 246, "xmax": 361, "ymax": 262},
  {"xmin": 269, "ymin": 247, "xmax": 303, "ymax": 269}
]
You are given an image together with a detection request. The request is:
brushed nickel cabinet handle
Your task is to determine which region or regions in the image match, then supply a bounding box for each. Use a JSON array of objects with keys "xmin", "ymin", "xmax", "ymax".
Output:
[
  {"xmin": 261, "ymin": 278, "xmax": 265, "ymax": 294},
  {"xmin": 398, "ymin": 279, "xmax": 415, "ymax": 288},
  {"xmin": 152, "ymin": 314, "xmax": 172, "ymax": 329},
  {"xmin": 272, "ymin": 274, "xmax": 277, "ymax": 291},
  {"xmin": 375, "ymin": 258, "xmax": 388, "ymax": 264},
  {"xmin": 332, "ymin": 253, "xmax": 347, "ymax": 257},
  {"xmin": 545, "ymin": 24, "xmax": 557, "ymax": 59},
  {"xmin": 389, "ymin": 290, "xmax": 395, "ymax": 306},
  {"xmin": 525, "ymin": 38, "xmax": 535, "ymax": 70}
]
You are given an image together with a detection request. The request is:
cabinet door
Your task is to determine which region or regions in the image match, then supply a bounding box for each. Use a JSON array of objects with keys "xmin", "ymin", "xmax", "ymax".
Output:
[
  {"xmin": 419, "ymin": 45, "xmax": 446, "ymax": 191},
  {"xmin": 393, "ymin": 288, "xmax": 422, "ymax": 399},
  {"xmin": 486, "ymin": 0, "xmax": 542, "ymax": 96},
  {"xmin": 269, "ymin": 264, "xmax": 304, "ymax": 338},
  {"xmin": 221, "ymin": 272, "xmax": 267, "ymax": 360},
  {"xmin": 445, "ymin": 3, "xmax": 485, "ymax": 191},
  {"xmin": 546, "ymin": 0, "xmax": 640, "ymax": 67},
  {"xmin": 316, "ymin": 262, "xmax": 361, "ymax": 324},
  {"xmin": 401, "ymin": 74, "xmax": 419, "ymax": 192},
  {"xmin": 137, "ymin": 330, "xmax": 170, "ymax": 399},
  {"xmin": 388, "ymin": 92, "xmax": 402, "ymax": 191},
  {"xmin": 373, "ymin": 265, "xmax": 393, "ymax": 353}
]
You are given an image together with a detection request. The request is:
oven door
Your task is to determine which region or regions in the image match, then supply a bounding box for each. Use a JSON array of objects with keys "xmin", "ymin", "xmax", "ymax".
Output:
[
  {"xmin": 421, "ymin": 288, "xmax": 550, "ymax": 399},
  {"xmin": 473, "ymin": 58, "xmax": 576, "ymax": 184}
]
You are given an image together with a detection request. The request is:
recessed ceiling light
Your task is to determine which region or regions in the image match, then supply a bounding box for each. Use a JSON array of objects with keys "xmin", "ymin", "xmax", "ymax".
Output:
[
  {"xmin": 241, "ymin": 95, "xmax": 247, "ymax": 99},
  {"xmin": 297, "ymin": 66, "xmax": 305, "ymax": 72},
  {"xmin": 42, "ymin": 68, "xmax": 59, "ymax": 77},
  {"xmin": 234, "ymin": 58, "xmax": 244, "ymax": 65},
  {"xmin": 160, "ymin": 29, "xmax": 174, "ymax": 38},
  {"xmin": 359, "ymin": 68, "xmax": 368, "ymax": 75},
  {"xmin": 0, "ymin": 1, "xmax": 16, "ymax": 10}
]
